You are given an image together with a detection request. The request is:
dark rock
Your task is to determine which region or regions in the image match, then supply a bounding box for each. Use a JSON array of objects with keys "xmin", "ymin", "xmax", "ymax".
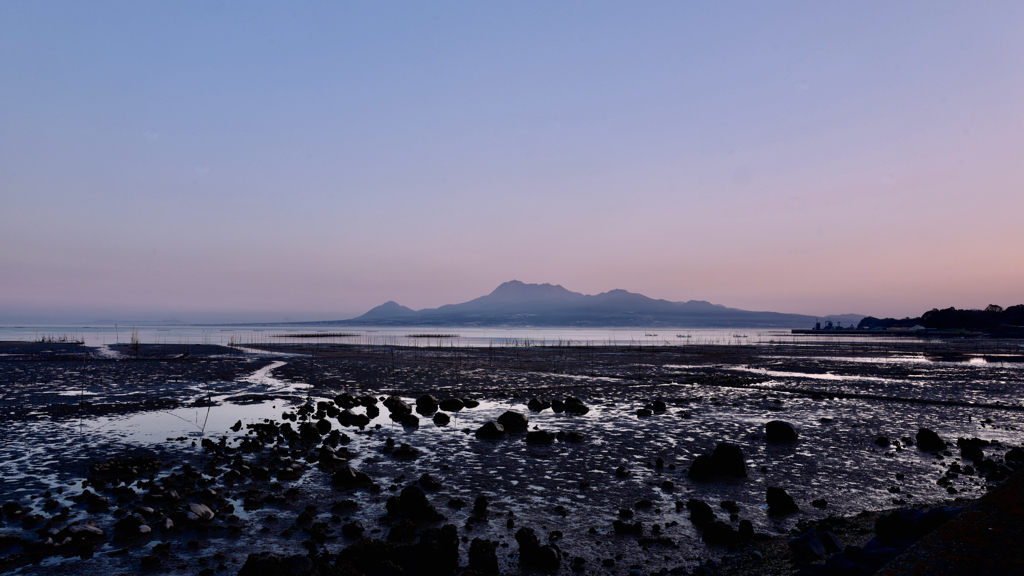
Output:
[
  {"xmin": 516, "ymin": 527, "xmax": 561, "ymax": 572},
  {"xmin": 875, "ymin": 436, "xmax": 891, "ymax": 448},
  {"xmin": 564, "ymin": 397, "xmax": 589, "ymax": 415},
  {"xmin": 687, "ymin": 455, "xmax": 715, "ymax": 481},
  {"xmin": 418, "ymin": 474, "xmax": 442, "ymax": 491},
  {"xmin": 1006, "ymin": 447, "xmax": 1024, "ymax": 462},
  {"xmin": 468, "ymin": 538, "xmax": 499, "ymax": 574},
  {"xmin": 528, "ymin": 398, "xmax": 551, "ymax": 412},
  {"xmin": 637, "ymin": 408, "xmax": 652, "ymax": 417},
  {"xmin": 315, "ymin": 418, "xmax": 332, "ymax": 435},
  {"xmin": 526, "ymin": 431, "xmax": 555, "ymax": 445},
  {"xmin": 439, "ymin": 398, "xmax": 464, "ymax": 412},
  {"xmin": 400, "ymin": 414, "xmax": 419, "ymax": 428},
  {"xmin": 331, "ymin": 466, "xmax": 373, "ymax": 490},
  {"xmin": 551, "ymin": 400, "xmax": 565, "ymax": 413},
  {"xmin": 615, "ymin": 466, "xmax": 630, "ymax": 478},
  {"xmin": 432, "ymin": 412, "xmax": 450, "ymax": 426},
  {"xmin": 416, "ymin": 395, "xmax": 438, "ymax": 415},
  {"xmin": 473, "ymin": 496, "xmax": 488, "ymax": 516},
  {"xmin": 398, "ymin": 486, "xmax": 444, "ymax": 522},
  {"xmin": 701, "ymin": 521, "xmax": 737, "ymax": 546},
  {"xmin": 811, "ymin": 499, "xmax": 828, "ymax": 509},
  {"xmin": 711, "ymin": 443, "xmax": 747, "ymax": 476},
  {"xmin": 497, "ymin": 411, "xmax": 528, "ymax": 433},
  {"xmin": 789, "ymin": 529, "xmax": 826, "ymax": 558},
  {"xmin": 916, "ymin": 428, "xmax": 945, "ymax": 452},
  {"xmin": 652, "ymin": 400, "xmax": 667, "ymax": 412},
  {"xmin": 341, "ymin": 520, "xmax": 364, "ymax": 539},
  {"xmin": 686, "ymin": 499, "xmax": 715, "ymax": 527},
  {"xmin": 766, "ymin": 421, "xmax": 798, "ymax": 442},
  {"xmin": 961, "ymin": 444, "xmax": 984, "ymax": 462},
  {"xmin": 392, "ymin": 443, "xmax": 419, "ymax": 460},
  {"xmin": 738, "ymin": 520, "xmax": 754, "ymax": 540},
  {"xmin": 475, "ymin": 421, "xmax": 505, "ymax": 439},
  {"xmin": 461, "ymin": 398, "xmax": 480, "ymax": 408},
  {"xmin": 387, "ymin": 519, "xmax": 417, "ymax": 542},
  {"xmin": 613, "ymin": 520, "xmax": 643, "ymax": 535},
  {"xmin": 447, "ymin": 498, "xmax": 465, "ymax": 510},
  {"xmin": 766, "ymin": 487, "xmax": 798, "ymax": 515},
  {"xmin": 719, "ymin": 501, "xmax": 739, "ymax": 514},
  {"xmin": 819, "ymin": 531, "xmax": 843, "ymax": 554}
]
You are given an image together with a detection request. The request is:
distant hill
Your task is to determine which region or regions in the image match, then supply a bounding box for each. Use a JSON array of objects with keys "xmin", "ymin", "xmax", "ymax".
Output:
[
  {"xmin": 858, "ymin": 304, "xmax": 1024, "ymax": 333},
  {"xmin": 329, "ymin": 281, "xmax": 862, "ymax": 328}
]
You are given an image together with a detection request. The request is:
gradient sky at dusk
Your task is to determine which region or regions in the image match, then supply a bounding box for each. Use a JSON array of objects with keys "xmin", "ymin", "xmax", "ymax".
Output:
[{"xmin": 2, "ymin": 1, "xmax": 1023, "ymax": 323}]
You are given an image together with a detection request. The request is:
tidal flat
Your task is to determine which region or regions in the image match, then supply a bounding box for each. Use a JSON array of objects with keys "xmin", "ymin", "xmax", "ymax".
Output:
[{"xmin": 0, "ymin": 339, "xmax": 1022, "ymax": 575}]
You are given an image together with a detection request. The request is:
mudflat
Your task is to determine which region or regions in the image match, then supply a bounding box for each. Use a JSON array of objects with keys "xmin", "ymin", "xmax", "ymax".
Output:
[{"xmin": 0, "ymin": 339, "xmax": 1021, "ymax": 575}]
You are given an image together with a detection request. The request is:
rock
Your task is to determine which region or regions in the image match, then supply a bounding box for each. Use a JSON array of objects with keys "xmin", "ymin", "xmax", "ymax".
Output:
[
  {"xmin": 439, "ymin": 398, "xmax": 464, "ymax": 411},
  {"xmin": 766, "ymin": 487, "xmax": 798, "ymax": 515},
  {"xmin": 1006, "ymin": 447, "xmax": 1024, "ymax": 462},
  {"xmin": 566, "ymin": 431, "xmax": 585, "ymax": 443},
  {"xmin": 719, "ymin": 501, "xmax": 739, "ymax": 514},
  {"xmin": 615, "ymin": 466, "xmax": 630, "ymax": 478},
  {"xmin": 788, "ymin": 529, "xmax": 826, "ymax": 558},
  {"xmin": 331, "ymin": 466, "xmax": 373, "ymax": 490},
  {"xmin": 652, "ymin": 400, "xmax": 667, "ymax": 412},
  {"xmin": 916, "ymin": 428, "xmax": 946, "ymax": 452},
  {"xmin": 738, "ymin": 520, "xmax": 754, "ymax": 540},
  {"xmin": 528, "ymin": 398, "xmax": 551, "ymax": 412},
  {"xmin": 819, "ymin": 531, "xmax": 843, "ymax": 554},
  {"xmin": 551, "ymin": 399, "xmax": 565, "ymax": 413},
  {"xmin": 315, "ymin": 418, "xmax": 332, "ymax": 435},
  {"xmin": 416, "ymin": 395, "xmax": 438, "ymax": 415},
  {"xmin": 613, "ymin": 520, "xmax": 643, "ymax": 535},
  {"xmin": 473, "ymin": 496, "xmax": 488, "ymax": 516},
  {"xmin": 468, "ymin": 538, "xmax": 499, "ymax": 575},
  {"xmin": 475, "ymin": 421, "xmax": 505, "ymax": 439},
  {"xmin": 961, "ymin": 444, "xmax": 984, "ymax": 462},
  {"xmin": 711, "ymin": 443, "xmax": 747, "ymax": 476},
  {"xmin": 392, "ymin": 443, "xmax": 419, "ymax": 460},
  {"xmin": 187, "ymin": 503, "xmax": 215, "ymax": 522},
  {"xmin": 687, "ymin": 455, "xmax": 715, "ymax": 481},
  {"xmin": 462, "ymin": 398, "xmax": 480, "ymax": 408},
  {"xmin": 526, "ymin": 431, "xmax": 555, "ymax": 445},
  {"xmin": 686, "ymin": 499, "xmax": 715, "ymax": 527},
  {"xmin": 766, "ymin": 421, "xmax": 798, "ymax": 442},
  {"xmin": 299, "ymin": 422, "xmax": 322, "ymax": 443},
  {"xmin": 637, "ymin": 408, "xmax": 653, "ymax": 417},
  {"xmin": 875, "ymin": 436, "xmax": 891, "ymax": 448},
  {"xmin": 385, "ymin": 397, "xmax": 412, "ymax": 419},
  {"xmin": 341, "ymin": 520, "xmax": 364, "ymax": 539},
  {"xmin": 497, "ymin": 411, "xmax": 529, "ymax": 433},
  {"xmin": 564, "ymin": 397, "xmax": 589, "ymax": 415},
  {"xmin": 516, "ymin": 527, "xmax": 562, "ymax": 572},
  {"xmin": 387, "ymin": 519, "xmax": 417, "ymax": 542},
  {"xmin": 418, "ymin": 474, "xmax": 442, "ymax": 491},
  {"xmin": 702, "ymin": 520, "xmax": 737, "ymax": 545},
  {"xmin": 398, "ymin": 486, "xmax": 444, "ymax": 522},
  {"xmin": 811, "ymin": 499, "xmax": 828, "ymax": 509},
  {"xmin": 432, "ymin": 412, "xmax": 450, "ymax": 426}
]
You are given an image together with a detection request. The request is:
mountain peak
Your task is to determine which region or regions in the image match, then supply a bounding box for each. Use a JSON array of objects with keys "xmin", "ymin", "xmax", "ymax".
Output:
[{"xmin": 485, "ymin": 280, "xmax": 580, "ymax": 302}]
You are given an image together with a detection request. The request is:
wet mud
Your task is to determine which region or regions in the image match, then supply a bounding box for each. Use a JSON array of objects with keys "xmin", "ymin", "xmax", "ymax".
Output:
[{"xmin": 0, "ymin": 341, "xmax": 1022, "ymax": 575}]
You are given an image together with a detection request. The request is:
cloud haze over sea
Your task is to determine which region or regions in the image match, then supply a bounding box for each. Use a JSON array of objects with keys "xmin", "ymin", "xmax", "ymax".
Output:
[{"xmin": 2, "ymin": 1, "xmax": 1022, "ymax": 322}]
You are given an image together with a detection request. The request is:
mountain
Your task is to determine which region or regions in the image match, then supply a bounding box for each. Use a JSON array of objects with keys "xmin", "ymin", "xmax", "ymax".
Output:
[
  {"xmin": 339, "ymin": 281, "xmax": 863, "ymax": 328},
  {"xmin": 356, "ymin": 301, "xmax": 418, "ymax": 320}
]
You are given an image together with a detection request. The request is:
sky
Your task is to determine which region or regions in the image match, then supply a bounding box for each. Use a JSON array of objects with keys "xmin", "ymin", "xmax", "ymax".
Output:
[{"xmin": 2, "ymin": 1, "xmax": 1023, "ymax": 323}]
